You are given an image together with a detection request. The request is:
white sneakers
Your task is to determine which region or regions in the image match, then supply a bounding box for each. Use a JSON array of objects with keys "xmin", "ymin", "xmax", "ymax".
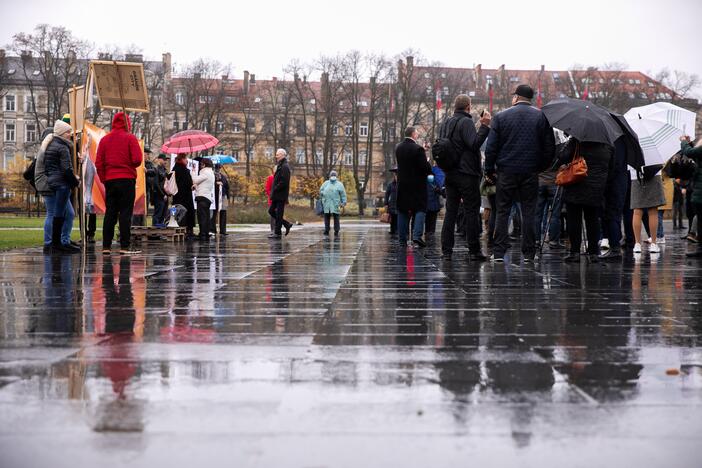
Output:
[
  {"xmin": 649, "ymin": 243, "xmax": 661, "ymax": 253},
  {"xmin": 600, "ymin": 238, "xmax": 610, "ymax": 250},
  {"xmin": 658, "ymin": 237, "xmax": 666, "ymax": 244},
  {"xmin": 633, "ymin": 243, "xmax": 642, "ymax": 253}
]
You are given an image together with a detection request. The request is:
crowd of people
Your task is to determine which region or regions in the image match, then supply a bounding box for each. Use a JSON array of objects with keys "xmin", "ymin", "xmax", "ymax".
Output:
[{"xmin": 387, "ymin": 84, "xmax": 702, "ymax": 263}]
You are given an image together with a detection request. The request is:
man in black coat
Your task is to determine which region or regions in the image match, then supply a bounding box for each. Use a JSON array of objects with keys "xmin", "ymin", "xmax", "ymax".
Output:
[
  {"xmin": 485, "ymin": 84, "xmax": 555, "ymax": 262},
  {"xmin": 440, "ymin": 94, "xmax": 492, "ymax": 261},
  {"xmin": 268, "ymin": 148, "xmax": 293, "ymax": 239},
  {"xmin": 395, "ymin": 126, "xmax": 433, "ymax": 247}
]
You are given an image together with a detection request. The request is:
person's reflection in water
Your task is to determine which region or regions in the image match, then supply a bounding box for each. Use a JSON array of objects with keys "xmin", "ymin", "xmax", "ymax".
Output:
[
  {"xmin": 37, "ymin": 254, "xmax": 77, "ymax": 335},
  {"xmin": 271, "ymin": 261, "xmax": 290, "ymax": 333},
  {"xmin": 395, "ymin": 249, "xmax": 428, "ymax": 346},
  {"xmin": 93, "ymin": 255, "xmax": 144, "ymax": 432}
]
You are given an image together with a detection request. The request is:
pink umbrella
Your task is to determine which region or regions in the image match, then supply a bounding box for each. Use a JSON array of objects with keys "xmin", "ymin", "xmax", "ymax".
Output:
[{"xmin": 161, "ymin": 129, "xmax": 219, "ymax": 154}]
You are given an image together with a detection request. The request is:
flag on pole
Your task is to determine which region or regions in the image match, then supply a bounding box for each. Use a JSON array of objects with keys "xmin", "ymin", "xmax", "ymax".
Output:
[
  {"xmin": 582, "ymin": 77, "xmax": 589, "ymax": 100},
  {"xmin": 436, "ymin": 87, "xmax": 442, "ymax": 112},
  {"xmin": 537, "ymin": 76, "xmax": 543, "ymax": 108}
]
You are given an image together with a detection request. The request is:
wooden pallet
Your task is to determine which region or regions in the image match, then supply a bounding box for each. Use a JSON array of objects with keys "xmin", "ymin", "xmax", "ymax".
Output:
[{"xmin": 130, "ymin": 226, "xmax": 186, "ymax": 243}]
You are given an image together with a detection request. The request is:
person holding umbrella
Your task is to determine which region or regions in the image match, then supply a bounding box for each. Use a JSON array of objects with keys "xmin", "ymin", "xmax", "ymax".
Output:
[
  {"xmin": 557, "ymin": 136, "xmax": 614, "ymax": 263},
  {"xmin": 680, "ymin": 135, "xmax": 702, "ymax": 258}
]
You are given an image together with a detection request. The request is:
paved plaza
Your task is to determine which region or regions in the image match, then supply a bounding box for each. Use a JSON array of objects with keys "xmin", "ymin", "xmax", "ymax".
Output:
[{"xmin": 0, "ymin": 222, "xmax": 701, "ymax": 468}]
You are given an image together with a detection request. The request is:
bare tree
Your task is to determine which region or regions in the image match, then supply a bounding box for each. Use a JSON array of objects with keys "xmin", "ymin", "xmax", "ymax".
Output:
[
  {"xmin": 654, "ymin": 68, "xmax": 701, "ymax": 102},
  {"xmin": 10, "ymin": 24, "xmax": 91, "ymax": 133}
]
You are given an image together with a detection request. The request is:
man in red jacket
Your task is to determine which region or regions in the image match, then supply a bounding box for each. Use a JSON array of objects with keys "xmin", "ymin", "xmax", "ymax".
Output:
[{"xmin": 96, "ymin": 112, "xmax": 143, "ymax": 254}]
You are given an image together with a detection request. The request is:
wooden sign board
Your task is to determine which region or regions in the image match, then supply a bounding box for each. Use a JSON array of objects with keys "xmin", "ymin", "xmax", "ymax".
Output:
[
  {"xmin": 68, "ymin": 85, "xmax": 85, "ymax": 133},
  {"xmin": 89, "ymin": 60, "xmax": 149, "ymax": 113}
]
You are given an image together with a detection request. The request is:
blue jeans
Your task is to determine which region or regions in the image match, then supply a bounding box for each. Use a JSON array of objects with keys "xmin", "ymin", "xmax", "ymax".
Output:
[
  {"xmin": 535, "ymin": 185, "xmax": 561, "ymax": 243},
  {"xmin": 398, "ymin": 210, "xmax": 425, "ymax": 244},
  {"xmin": 43, "ymin": 190, "xmax": 75, "ymax": 245}
]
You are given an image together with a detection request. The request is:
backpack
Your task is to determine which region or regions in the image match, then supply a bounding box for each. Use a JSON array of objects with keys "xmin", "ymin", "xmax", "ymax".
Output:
[
  {"xmin": 164, "ymin": 172, "xmax": 179, "ymax": 196},
  {"xmin": 23, "ymin": 159, "xmax": 37, "ymax": 190},
  {"xmin": 431, "ymin": 115, "xmax": 464, "ymax": 171}
]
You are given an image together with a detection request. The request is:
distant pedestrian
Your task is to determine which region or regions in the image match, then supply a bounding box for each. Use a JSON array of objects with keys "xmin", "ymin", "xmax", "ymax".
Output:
[
  {"xmin": 192, "ymin": 157, "xmax": 215, "ymax": 242},
  {"xmin": 425, "ymin": 172, "xmax": 443, "ymax": 235},
  {"xmin": 439, "ymin": 94, "xmax": 491, "ymax": 260},
  {"xmin": 268, "ymin": 149, "xmax": 293, "ymax": 239},
  {"xmin": 172, "ymin": 154, "xmax": 196, "ymax": 240},
  {"xmin": 680, "ymin": 135, "xmax": 702, "ymax": 258},
  {"xmin": 96, "ymin": 112, "xmax": 143, "ymax": 255},
  {"xmin": 319, "ymin": 170, "xmax": 347, "ymax": 236},
  {"xmin": 384, "ymin": 169, "xmax": 398, "ymax": 236},
  {"xmin": 395, "ymin": 126, "xmax": 433, "ymax": 248},
  {"xmin": 485, "ymin": 84, "xmax": 555, "ymax": 263},
  {"xmin": 41, "ymin": 120, "xmax": 81, "ymax": 254}
]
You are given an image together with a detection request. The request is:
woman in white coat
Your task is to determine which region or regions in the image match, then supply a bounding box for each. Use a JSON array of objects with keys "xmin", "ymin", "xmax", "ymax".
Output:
[{"xmin": 192, "ymin": 158, "xmax": 215, "ymax": 241}]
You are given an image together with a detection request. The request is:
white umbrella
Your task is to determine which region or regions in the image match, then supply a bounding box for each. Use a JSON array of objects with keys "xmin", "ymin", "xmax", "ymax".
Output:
[
  {"xmin": 624, "ymin": 102, "xmax": 696, "ymax": 139},
  {"xmin": 624, "ymin": 116, "xmax": 682, "ymax": 168}
]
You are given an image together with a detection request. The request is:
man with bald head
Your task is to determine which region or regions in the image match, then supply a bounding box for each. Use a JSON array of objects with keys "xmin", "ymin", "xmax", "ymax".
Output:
[{"xmin": 268, "ymin": 148, "xmax": 293, "ymax": 239}]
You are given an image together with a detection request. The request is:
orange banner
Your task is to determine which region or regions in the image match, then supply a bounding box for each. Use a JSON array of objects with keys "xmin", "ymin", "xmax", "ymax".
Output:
[{"xmin": 81, "ymin": 122, "xmax": 146, "ymax": 215}]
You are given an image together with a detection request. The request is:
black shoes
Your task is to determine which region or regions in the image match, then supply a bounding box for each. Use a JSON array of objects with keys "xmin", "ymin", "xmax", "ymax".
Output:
[
  {"xmin": 599, "ymin": 249, "xmax": 622, "ymax": 261},
  {"xmin": 412, "ymin": 238, "xmax": 427, "ymax": 248},
  {"xmin": 284, "ymin": 223, "xmax": 292, "ymax": 236}
]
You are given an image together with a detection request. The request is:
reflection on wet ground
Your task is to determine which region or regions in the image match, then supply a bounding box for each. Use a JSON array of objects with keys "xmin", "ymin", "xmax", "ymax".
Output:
[{"xmin": 1, "ymin": 222, "xmax": 701, "ymax": 467}]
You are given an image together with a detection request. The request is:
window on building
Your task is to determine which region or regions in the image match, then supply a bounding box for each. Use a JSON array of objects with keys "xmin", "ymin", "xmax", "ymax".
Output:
[
  {"xmin": 424, "ymin": 72, "xmax": 431, "ymax": 78},
  {"xmin": 510, "ymin": 76, "xmax": 519, "ymax": 83},
  {"xmin": 440, "ymin": 72, "xmax": 446, "ymax": 79},
  {"xmin": 635, "ymin": 79, "xmax": 641, "ymax": 84},
  {"xmin": 628, "ymin": 79, "xmax": 635, "ymax": 85},
  {"xmin": 360, "ymin": 122, "xmax": 369, "ymax": 137},
  {"xmin": 265, "ymin": 147, "xmax": 274, "ymax": 158},
  {"xmin": 665, "ymin": 93, "xmax": 672, "ymax": 99},
  {"xmin": 201, "ymin": 122, "xmax": 209, "ymax": 132},
  {"xmin": 598, "ymin": 78, "xmax": 605, "ymax": 84},
  {"xmin": 332, "ymin": 124, "xmax": 339, "ymax": 135},
  {"xmin": 216, "ymin": 148, "xmax": 225, "ymax": 155},
  {"xmin": 232, "ymin": 120, "xmax": 241, "ymax": 133},
  {"xmin": 263, "ymin": 117, "xmax": 273, "ymax": 133},
  {"xmin": 648, "ymin": 82, "xmax": 655, "ymax": 88},
  {"xmin": 628, "ymin": 92, "xmax": 636, "ymax": 99},
  {"xmin": 5, "ymin": 95, "xmax": 16, "ymax": 112},
  {"xmin": 316, "ymin": 122, "xmax": 324, "ymax": 135},
  {"xmin": 552, "ymin": 72, "xmax": 560, "ymax": 79},
  {"xmin": 442, "ymin": 86, "xmax": 449, "ymax": 95},
  {"xmin": 182, "ymin": 120, "xmax": 188, "ymax": 130},
  {"xmin": 344, "ymin": 151, "xmax": 352, "ymax": 166},
  {"xmin": 295, "ymin": 119, "xmax": 305, "ymax": 135},
  {"xmin": 25, "ymin": 122, "xmax": 36, "ymax": 142},
  {"xmin": 345, "ymin": 124, "xmax": 352, "ymax": 136},
  {"xmin": 425, "ymin": 86, "xmax": 432, "ymax": 95},
  {"xmin": 468, "ymin": 91, "xmax": 476, "ymax": 97},
  {"xmin": 216, "ymin": 121, "xmax": 225, "ymax": 132},
  {"xmin": 296, "ymin": 148, "xmax": 305, "ymax": 164},
  {"xmin": 24, "ymin": 96, "xmax": 36, "ymax": 113},
  {"xmin": 358, "ymin": 100, "xmax": 368, "ymax": 107},
  {"xmin": 232, "ymin": 150, "xmax": 240, "ymax": 160},
  {"xmin": 315, "ymin": 150, "xmax": 322, "ymax": 164},
  {"xmin": 4, "ymin": 121, "xmax": 16, "ymax": 142},
  {"xmin": 359, "ymin": 151, "xmax": 367, "ymax": 166},
  {"xmin": 639, "ymin": 92, "xmax": 647, "ymax": 99},
  {"xmin": 199, "ymin": 95, "xmax": 213, "ymax": 104},
  {"xmin": 4, "ymin": 149, "xmax": 16, "ymax": 171},
  {"xmin": 175, "ymin": 92, "xmax": 184, "ymax": 105},
  {"xmin": 224, "ymin": 96, "xmax": 236, "ymax": 105}
]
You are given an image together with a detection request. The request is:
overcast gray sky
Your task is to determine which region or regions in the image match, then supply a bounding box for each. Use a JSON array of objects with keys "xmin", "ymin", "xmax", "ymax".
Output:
[{"xmin": 1, "ymin": 0, "xmax": 700, "ymax": 97}]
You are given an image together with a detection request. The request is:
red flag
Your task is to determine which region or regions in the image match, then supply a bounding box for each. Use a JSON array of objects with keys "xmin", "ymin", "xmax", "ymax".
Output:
[
  {"xmin": 582, "ymin": 78, "xmax": 589, "ymax": 100},
  {"xmin": 537, "ymin": 77, "xmax": 543, "ymax": 108},
  {"xmin": 488, "ymin": 83, "xmax": 494, "ymax": 113},
  {"xmin": 436, "ymin": 87, "xmax": 442, "ymax": 111}
]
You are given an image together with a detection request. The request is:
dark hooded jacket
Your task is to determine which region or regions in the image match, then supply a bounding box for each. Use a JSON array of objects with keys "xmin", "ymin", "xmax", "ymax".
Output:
[
  {"xmin": 559, "ymin": 138, "xmax": 614, "ymax": 207},
  {"xmin": 44, "ymin": 134, "xmax": 76, "ymax": 190},
  {"xmin": 95, "ymin": 112, "xmax": 143, "ymax": 182},
  {"xmin": 440, "ymin": 110, "xmax": 490, "ymax": 177}
]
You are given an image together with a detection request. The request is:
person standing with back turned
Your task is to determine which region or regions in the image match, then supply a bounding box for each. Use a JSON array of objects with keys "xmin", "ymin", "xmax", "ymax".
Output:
[
  {"xmin": 96, "ymin": 112, "xmax": 144, "ymax": 255},
  {"xmin": 484, "ymin": 85, "xmax": 555, "ymax": 263}
]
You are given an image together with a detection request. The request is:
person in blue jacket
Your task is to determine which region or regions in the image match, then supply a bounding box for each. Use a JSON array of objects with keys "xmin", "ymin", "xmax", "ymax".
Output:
[{"xmin": 319, "ymin": 170, "xmax": 347, "ymax": 236}]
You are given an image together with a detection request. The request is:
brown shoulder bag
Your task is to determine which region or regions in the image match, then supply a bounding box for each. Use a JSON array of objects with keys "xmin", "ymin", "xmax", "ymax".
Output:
[{"xmin": 556, "ymin": 143, "xmax": 588, "ymax": 186}]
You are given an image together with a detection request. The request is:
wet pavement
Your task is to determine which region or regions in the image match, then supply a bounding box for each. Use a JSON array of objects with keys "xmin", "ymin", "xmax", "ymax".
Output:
[{"xmin": 0, "ymin": 222, "xmax": 701, "ymax": 468}]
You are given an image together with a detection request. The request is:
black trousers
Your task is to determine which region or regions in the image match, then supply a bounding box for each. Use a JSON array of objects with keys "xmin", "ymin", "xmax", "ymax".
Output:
[
  {"xmin": 441, "ymin": 174, "xmax": 481, "ymax": 254},
  {"xmin": 390, "ymin": 213, "xmax": 398, "ymax": 234},
  {"xmin": 103, "ymin": 178, "xmax": 136, "ymax": 249},
  {"xmin": 493, "ymin": 173, "xmax": 538, "ymax": 258},
  {"xmin": 268, "ymin": 200, "xmax": 291, "ymax": 235},
  {"xmin": 425, "ymin": 211, "xmax": 439, "ymax": 234},
  {"xmin": 195, "ymin": 197, "xmax": 211, "ymax": 238},
  {"xmin": 324, "ymin": 213, "xmax": 340, "ymax": 233},
  {"xmin": 566, "ymin": 202, "xmax": 600, "ymax": 255},
  {"xmin": 86, "ymin": 213, "xmax": 96, "ymax": 237}
]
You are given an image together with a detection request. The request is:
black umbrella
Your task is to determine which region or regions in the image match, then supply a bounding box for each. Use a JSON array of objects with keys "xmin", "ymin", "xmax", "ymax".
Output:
[
  {"xmin": 543, "ymin": 98, "xmax": 623, "ymax": 146},
  {"xmin": 610, "ymin": 112, "xmax": 645, "ymax": 174}
]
